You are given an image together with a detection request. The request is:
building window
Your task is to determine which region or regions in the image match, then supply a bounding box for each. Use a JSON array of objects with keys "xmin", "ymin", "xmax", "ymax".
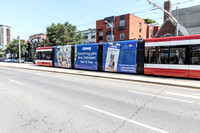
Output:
[
  {"xmin": 106, "ymin": 22, "xmax": 114, "ymax": 28},
  {"xmin": 139, "ymin": 35, "xmax": 142, "ymax": 39},
  {"xmin": 150, "ymin": 30, "xmax": 153, "ymax": 35},
  {"xmin": 120, "ymin": 20, "xmax": 125, "ymax": 27},
  {"xmin": 106, "ymin": 35, "xmax": 114, "ymax": 42},
  {"xmin": 191, "ymin": 47, "xmax": 200, "ymax": 65},
  {"xmin": 99, "ymin": 30, "xmax": 103, "ymax": 36},
  {"xmin": 38, "ymin": 37, "xmax": 42, "ymax": 42},
  {"xmin": 139, "ymin": 23, "xmax": 142, "ymax": 27},
  {"xmin": 83, "ymin": 33, "xmax": 88, "ymax": 39},
  {"xmin": 91, "ymin": 32, "xmax": 96, "ymax": 38},
  {"xmin": 6, "ymin": 28, "xmax": 10, "ymax": 44},
  {"xmin": 120, "ymin": 33, "xmax": 125, "ymax": 40}
]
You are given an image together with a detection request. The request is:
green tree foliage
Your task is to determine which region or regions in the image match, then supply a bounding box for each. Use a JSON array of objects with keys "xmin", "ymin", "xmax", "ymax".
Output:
[
  {"xmin": 0, "ymin": 48, "xmax": 4, "ymax": 58},
  {"xmin": 45, "ymin": 22, "xmax": 82, "ymax": 46},
  {"xmin": 5, "ymin": 39, "xmax": 28, "ymax": 58},
  {"xmin": 144, "ymin": 18, "xmax": 157, "ymax": 24}
]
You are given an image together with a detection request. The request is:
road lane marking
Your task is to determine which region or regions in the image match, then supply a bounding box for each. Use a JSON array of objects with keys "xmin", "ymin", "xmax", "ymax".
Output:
[
  {"xmin": 166, "ymin": 92, "xmax": 200, "ymax": 99},
  {"xmin": 128, "ymin": 90, "xmax": 194, "ymax": 103},
  {"xmin": 9, "ymin": 79, "xmax": 25, "ymax": 85},
  {"xmin": 84, "ymin": 105, "xmax": 168, "ymax": 133}
]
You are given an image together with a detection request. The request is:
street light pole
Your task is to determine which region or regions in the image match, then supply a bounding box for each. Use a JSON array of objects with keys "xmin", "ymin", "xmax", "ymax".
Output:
[
  {"xmin": 176, "ymin": 6, "xmax": 179, "ymax": 36},
  {"xmin": 111, "ymin": 25, "xmax": 113, "ymax": 42},
  {"xmin": 105, "ymin": 21, "xmax": 113, "ymax": 42},
  {"xmin": 18, "ymin": 35, "xmax": 21, "ymax": 64}
]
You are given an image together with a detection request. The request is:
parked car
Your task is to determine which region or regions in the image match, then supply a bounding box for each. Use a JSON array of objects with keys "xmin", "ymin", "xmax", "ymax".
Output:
[
  {"xmin": 11, "ymin": 59, "xmax": 17, "ymax": 63},
  {"xmin": 16, "ymin": 59, "xmax": 25, "ymax": 63},
  {"xmin": 5, "ymin": 58, "xmax": 12, "ymax": 62}
]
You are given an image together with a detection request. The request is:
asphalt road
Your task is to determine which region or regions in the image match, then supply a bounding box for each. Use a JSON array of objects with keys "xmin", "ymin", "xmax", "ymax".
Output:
[{"xmin": 0, "ymin": 67, "xmax": 200, "ymax": 133}]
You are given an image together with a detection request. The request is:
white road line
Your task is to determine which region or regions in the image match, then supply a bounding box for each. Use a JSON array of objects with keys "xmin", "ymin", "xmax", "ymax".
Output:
[
  {"xmin": 166, "ymin": 92, "xmax": 200, "ymax": 99},
  {"xmin": 128, "ymin": 90, "xmax": 194, "ymax": 104},
  {"xmin": 9, "ymin": 79, "xmax": 25, "ymax": 85},
  {"xmin": 84, "ymin": 105, "xmax": 168, "ymax": 133}
]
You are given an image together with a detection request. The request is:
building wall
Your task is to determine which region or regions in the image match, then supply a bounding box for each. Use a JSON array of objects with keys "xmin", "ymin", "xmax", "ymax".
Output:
[
  {"xmin": 172, "ymin": 5, "xmax": 200, "ymax": 35},
  {"xmin": 78, "ymin": 29, "xmax": 96, "ymax": 44},
  {"xmin": 0, "ymin": 25, "xmax": 13, "ymax": 49},
  {"xmin": 129, "ymin": 14, "xmax": 148, "ymax": 39},
  {"xmin": 155, "ymin": 20, "xmax": 176, "ymax": 38},
  {"xmin": 96, "ymin": 14, "xmax": 154, "ymax": 43},
  {"xmin": 172, "ymin": 5, "xmax": 200, "ymax": 28},
  {"xmin": 29, "ymin": 33, "xmax": 46, "ymax": 58}
]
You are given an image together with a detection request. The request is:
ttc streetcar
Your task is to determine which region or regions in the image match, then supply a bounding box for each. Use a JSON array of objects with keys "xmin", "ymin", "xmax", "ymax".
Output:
[{"xmin": 35, "ymin": 34, "xmax": 200, "ymax": 79}]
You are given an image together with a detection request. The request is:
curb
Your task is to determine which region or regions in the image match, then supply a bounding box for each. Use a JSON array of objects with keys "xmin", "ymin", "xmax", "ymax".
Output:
[{"xmin": 0, "ymin": 65, "xmax": 199, "ymax": 89}]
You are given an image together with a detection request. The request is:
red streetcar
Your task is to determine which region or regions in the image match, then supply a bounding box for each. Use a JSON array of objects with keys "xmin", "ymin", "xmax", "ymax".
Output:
[
  {"xmin": 35, "ymin": 47, "xmax": 54, "ymax": 67},
  {"xmin": 144, "ymin": 35, "xmax": 200, "ymax": 79}
]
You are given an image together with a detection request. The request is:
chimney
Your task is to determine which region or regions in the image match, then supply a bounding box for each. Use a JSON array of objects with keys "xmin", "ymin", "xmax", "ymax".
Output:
[{"xmin": 164, "ymin": 0, "xmax": 172, "ymax": 22}]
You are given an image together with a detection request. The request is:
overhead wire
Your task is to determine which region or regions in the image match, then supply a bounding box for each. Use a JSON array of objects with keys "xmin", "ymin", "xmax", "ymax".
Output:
[{"xmin": 19, "ymin": 0, "xmax": 196, "ymax": 40}]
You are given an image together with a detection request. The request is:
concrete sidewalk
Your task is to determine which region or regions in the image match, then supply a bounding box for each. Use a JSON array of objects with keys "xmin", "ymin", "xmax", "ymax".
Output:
[{"xmin": 0, "ymin": 62, "xmax": 200, "ymax": 89}]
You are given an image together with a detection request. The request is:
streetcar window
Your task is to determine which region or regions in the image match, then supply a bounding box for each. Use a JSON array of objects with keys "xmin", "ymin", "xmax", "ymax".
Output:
[
  {"xmin": 148, "ymin": 47, "xmax": 169, "ymax": 64},
  {"xmin": 149, "ymin": 48, "xmax": 159, "ymax": 64},
  {"xmin": 192, "ymin": 47, "xmax": 200, "ymax": 65},
  {"xmin": 146, "ymin": 46, "xmax": 188, "ymax": 65},
  {"xmin": 169, "ymin": 48, "xmax": 186, "ymax": 64},
  {"xmin": 43, "ymin": 51, "xmax": 52, "ymax": 60},
  {"xmin": 160, "ymin": 48, "xmax": 169, "ymax": 64},
  {"xmin": 36, "ymin": 51, "xmax": 52, "ymax": 60},
  {"xmin": 37, "ymin": 52, "xmax": 42, "ymax": 60}
]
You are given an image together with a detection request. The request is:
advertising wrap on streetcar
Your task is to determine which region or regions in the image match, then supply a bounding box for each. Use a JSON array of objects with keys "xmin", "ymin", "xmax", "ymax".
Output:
[
  {"xmin": 103, "ymin": 40, "xmax": 137, "ymax": 73},
  {"xmin": 117, "ymin": 40, "xmax": 137, "ymax": 73},
  {"xmin": 105, "ymin": 43, "xmax": 120, "ymax": 72},
  {"xmin": 54, "ymin": 46, "xmax": 72, "ymax": 68},
  {"xmin": 74, "ymin": 43, "xmax": 98, "ymax": 70}
]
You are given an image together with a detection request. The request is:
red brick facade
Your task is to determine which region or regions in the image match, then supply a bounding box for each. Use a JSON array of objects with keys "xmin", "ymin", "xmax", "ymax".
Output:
[
  {"xmin": 29, "ymin": 33, "xmax": 47, "ymax": 58},
  {"xmin": 154, "ymin": 19, "xmax": 176, "ymax": 38},
  {"xmin": 96, "ymin": 14, "xmax": 156, "ymax": 43}
]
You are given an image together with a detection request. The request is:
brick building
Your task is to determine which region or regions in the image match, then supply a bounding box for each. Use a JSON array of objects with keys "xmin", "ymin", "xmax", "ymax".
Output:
[
  {"xmin": 96, "ymin": 14, "xmax": 158, "ymax": 43},
  {"xmin": 154, "ymin": 0, "xmax": 189, "ymax": 38},
  {"xmin": 28, "ymin": 33, "xmax": 46, "ymax": 59}
]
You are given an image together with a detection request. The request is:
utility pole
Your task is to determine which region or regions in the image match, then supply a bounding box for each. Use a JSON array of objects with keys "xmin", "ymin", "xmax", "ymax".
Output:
[
  {"xmin": 147, "ymin": 0, "xmax": 179, "ymax": 36},
  {"xmin": 18, "ymin": 35, "xmax": 21, "ymax": 64},
  {"xmin": 176, "ymin": 6, "xmax": 179, "ymax": 36}
]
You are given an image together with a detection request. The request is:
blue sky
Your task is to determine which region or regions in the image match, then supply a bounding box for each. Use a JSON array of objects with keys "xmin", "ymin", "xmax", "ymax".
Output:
[{"xmin": 0, "ymin": 0, "xmax": 199, "ymax": 40}]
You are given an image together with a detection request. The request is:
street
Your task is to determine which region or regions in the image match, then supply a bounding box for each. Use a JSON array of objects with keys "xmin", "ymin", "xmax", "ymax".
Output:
[{"xmin": 0, "ymin": 67, "xmax": 200, "ymax": 133}]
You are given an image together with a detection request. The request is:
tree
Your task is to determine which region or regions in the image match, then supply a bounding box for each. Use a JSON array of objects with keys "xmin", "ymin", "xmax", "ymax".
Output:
[
  {"xmin": 144, "ymin": 18, "xmax": 157, "ymax": 24},
  {"xmin": 0, "ymin": 48, "xmax": 4, "ymax": 58},
  {"xmin": 5, "ymin": 39, "xmax": 28, "ymax": 58},
  {"xmin": 45, "ymin": 22, "xmax": 82, "ymax": 46}
]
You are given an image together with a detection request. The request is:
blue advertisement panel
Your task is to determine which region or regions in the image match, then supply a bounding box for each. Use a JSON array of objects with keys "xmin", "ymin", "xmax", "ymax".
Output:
[
  {"xmin": 117, "ymin": 40, "xmax": 137, "ymax": 74},
  {"xmin": 75, "ymin": 43, "xmax": 98, "ymax": 70},
  {"xmin": 54, "ymin": 46, "xmax": 72, "ymax": 68},
  {"xmin": 103, "ymin": 40, "xmax": 138, "ymax": 73}
]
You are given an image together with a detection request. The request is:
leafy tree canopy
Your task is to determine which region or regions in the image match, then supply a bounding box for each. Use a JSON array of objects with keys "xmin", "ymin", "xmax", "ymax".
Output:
[
  {"xmin": 44, "ymin": 22, "xmax": 82, "ymax": 46},
  {"xmin": 0, "ymin": 48, "xmax": 4, "ymax": 58},
  {"xmin": 5, "ymin": 39, "xmax": 28, "ymax": 58},
  {"xmin": 144, "ymin": 18, "xmax": 157, "ymax": 24}
]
